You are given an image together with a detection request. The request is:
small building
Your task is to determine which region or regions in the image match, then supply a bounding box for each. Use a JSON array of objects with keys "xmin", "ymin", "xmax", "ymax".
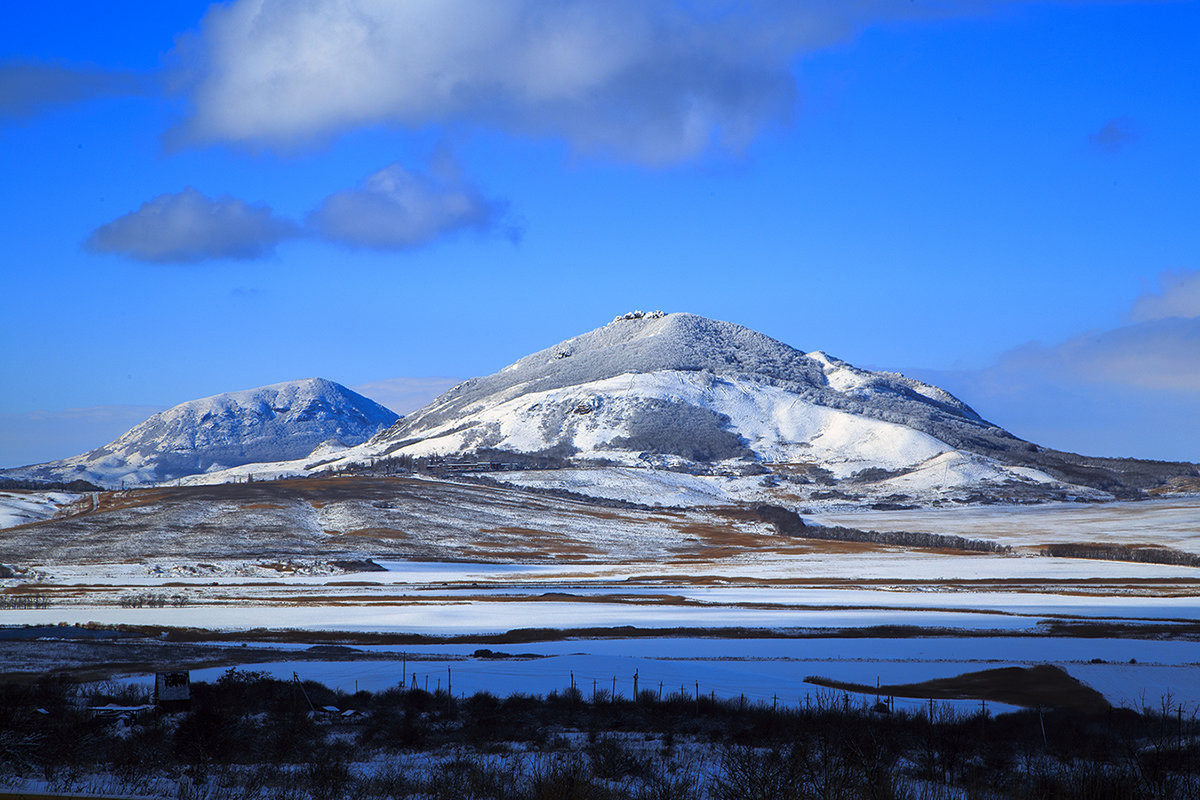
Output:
[
  {"xmin": 88, "ymin": 703, "xmax": 155, "ymax": 725},
  {"xmin": 154, "ymin": 671, "xmax": 191, "ymax": 712}
]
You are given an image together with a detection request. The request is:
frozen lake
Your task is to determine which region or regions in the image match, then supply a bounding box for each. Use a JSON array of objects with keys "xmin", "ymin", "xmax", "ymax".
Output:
[{"xmin": 158, "ymin": 634, "xmax": 1200, "ymax": 715}]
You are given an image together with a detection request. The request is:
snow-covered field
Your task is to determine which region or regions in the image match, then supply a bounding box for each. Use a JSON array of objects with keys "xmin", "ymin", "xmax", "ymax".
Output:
[
  {"xmin": 8, "ymin": 551, "xmax": 1200, "ymax": 650},
  {"xmin": 27, "ymin": 548, "xmax": 1200, "ymax": 585},
  {"xmin": 0, "ymin": 599, "xmax": 1095, "ymax": 634},
  {"xmin": 5, "ymin": 553, "xmax": 1198, "ymax": 716},
  {"xmin": 0, "ymin": 489, "xmax": 83, "ymax": 529},
  {"xmin": 811, "ymin": 496, "xmax": 1200, "ymax": 551},
  {"xmin": 4, "ymin": 485, "xmax": 1197, "ymax": 721}
]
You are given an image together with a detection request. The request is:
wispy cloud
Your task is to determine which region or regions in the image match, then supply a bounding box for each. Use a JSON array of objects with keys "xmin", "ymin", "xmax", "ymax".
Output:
[
  {"xmin": 85, "ymin": 188, "xmax": 297, "ymax": 264},
  {"xmin": 169, "ymin": 0, "xmax": 1041, "ymax": 163},
  {"xmin": 993, "ymin": 317, "xmax": 1200, "ymax": 393},
  {"xmin": 307, "ymin": 162, "xmax": 504, "ymax": 250},
  {"xmin": 905, "ymin": 270, "xmax": 1200, "ymax": 460},
  {"xmin": 0, "ymin": 60, "xmax": 145, "ymax": 119},
  {"xmin": 1131, "ymin": 269, "xmax": 1200, "ymax": 322},
  {"xmin": 352, "ymin": 377, "xmax": 462, "ymax": 415},
  {"xmin": 0, "ymin": 405, "xmax": 164, "ymax": 468},
  {"xmin": 1089, "ymin": 116, "xmax": 1139, "ymax": 154}
]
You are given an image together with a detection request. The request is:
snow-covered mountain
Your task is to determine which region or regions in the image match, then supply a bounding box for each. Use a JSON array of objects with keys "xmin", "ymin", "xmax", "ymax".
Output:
[
  {"xmin": 3, "ymin": 379, "xmax": 398, "ymax": 488},
  {"xmin": 332, "ymin": 311, "xmax": 1189, "ymax": 504},
  {"xmin": 11, "ymin": 313, "xmax": 1192, "ymax": 505},
  {"xmin": 373, "ymin": 311, "xmax": 1007, "ymax": 463}
]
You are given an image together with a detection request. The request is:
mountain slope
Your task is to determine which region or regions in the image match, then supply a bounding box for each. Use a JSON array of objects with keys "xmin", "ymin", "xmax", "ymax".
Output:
[
  {"xmin": 370, "ymin": 312, "xmax": 1011, "ymax": 466},
  {"xmin": 349, "ymin": 311, "xmax": 1192, "ymax": 502},
  {"xmin": 4, "ymin": 379, "xmax": 398, "ymax": 487},
  {"xmin": 379, "ymin": 311, "xmax": 999, "ymax": 452}
]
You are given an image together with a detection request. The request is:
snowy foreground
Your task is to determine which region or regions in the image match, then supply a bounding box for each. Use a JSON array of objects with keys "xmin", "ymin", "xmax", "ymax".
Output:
[
  {"xmin": 0, "ymin": 489, "xmax": 83, "ymax": 528},
  {"xmin": 4, "ymin": 498, "xmax": 1199, "ymax": 721}
]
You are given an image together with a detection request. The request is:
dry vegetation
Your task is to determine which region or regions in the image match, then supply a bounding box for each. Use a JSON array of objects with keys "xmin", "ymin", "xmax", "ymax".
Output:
[
  {"xmin": 806, "ymin": 665, "xmax": 1110, "ymax": 714},
  {"xmin": 3, "ymin": 671, "xmax": 1199, "ymax": 799}
]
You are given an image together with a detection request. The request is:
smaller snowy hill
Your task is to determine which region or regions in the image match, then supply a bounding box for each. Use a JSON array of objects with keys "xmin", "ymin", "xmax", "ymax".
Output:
[{"xmin": 3, "ymin": 379, "xmax": 398, "ymax": 488}]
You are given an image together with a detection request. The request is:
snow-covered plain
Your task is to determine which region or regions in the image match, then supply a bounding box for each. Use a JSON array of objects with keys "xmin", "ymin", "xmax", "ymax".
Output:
[
  {"xmin": 812, "ymin": 496, "xmax": 1200, "ymax": 552},
  {"xmin": 29, "ymin": 551, "xmax": 1200, "ymax": 585},
  {"xmin": 7, "ymin": 552, "xmax": 1198, "ymax": 715},
  {"xmin": 0, "ymin": 490, "xmax": 82, "ymax": 529},
  {"xmin": 9, "ymin": 553, "xmax": 1200, "ymax": 635}
]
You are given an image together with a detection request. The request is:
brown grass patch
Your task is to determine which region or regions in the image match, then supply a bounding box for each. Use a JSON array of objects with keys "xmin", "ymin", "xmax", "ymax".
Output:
[
  {"xmin": 241, "ymin": 502, "xmax": 286, "ymax": 510},
  {"xmin": 569, "ymin": 507, "xmax": 632, "ymax": 522},
  {"xmin": 674, "ymin": 517, "xmax": 893, "ymax": 558},
  {"xmin": 807, "ymin": 664, "xmax": 1110, "ymax": 713},
  {"xmin": 473, "ymin": 526, "xmax": 602, "ymax": 557},
  {"xmin": 484, "ymin": 525, "xmax": 560, "ymax": 537},
  {"xmin": 338, "ymin": 527, "xmax": 409, "ymax": 540}
]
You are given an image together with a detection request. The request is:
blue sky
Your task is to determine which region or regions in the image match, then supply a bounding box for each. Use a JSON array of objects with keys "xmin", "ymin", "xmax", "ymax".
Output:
[{"xmin": 1, "ymin": 0, "xmax": 1198, "ymax": 466}]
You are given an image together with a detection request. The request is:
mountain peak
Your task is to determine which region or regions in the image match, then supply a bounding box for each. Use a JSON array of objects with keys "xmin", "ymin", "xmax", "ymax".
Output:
[
  {"xmin": 379, "ymin": 311, "xmax": 991, "ymax": 452},
  {"xmin": 5, "ymin": 378, "xmax": 399, "ymax": 487}
]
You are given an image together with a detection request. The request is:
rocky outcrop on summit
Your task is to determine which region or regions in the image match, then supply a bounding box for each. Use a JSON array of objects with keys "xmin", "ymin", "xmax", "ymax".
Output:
[{"xmin": 4, "ymin": 379, "xmax": 398, "ymax": 487}]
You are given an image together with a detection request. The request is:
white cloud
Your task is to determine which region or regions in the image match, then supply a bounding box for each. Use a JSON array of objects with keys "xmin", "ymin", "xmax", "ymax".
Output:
[
  {"xmin": 352, "ymin": 377, "xmax": 462, "ymax": 415},
  {"xmin": 1131, "ymin": 269, "xmax": 1200, "ymax": 322},
  {"xmin": 995, "ymin": 318, "xmax": 1200, "ymax": 392},
  {"xmin": 306, "ymin": 163, "xmax": 502, "ymax": 250},
  {"xmin": 87, "ymin": 157, "xmax": 510, "ymax": 263},
  {"xmin": 905, "ymin": 282, "xmax": 1200, "ymax": 460},
  {"xmin": 85, "ymin": 188, "xmax": 296, "ymax": 264},
  {"xmin": 0, "ymin": 405, "xmax": 164, "ymax": 468},
  {"xmin": 171, "ymin": 0, "xmax": 1012, "ymax": 163}
]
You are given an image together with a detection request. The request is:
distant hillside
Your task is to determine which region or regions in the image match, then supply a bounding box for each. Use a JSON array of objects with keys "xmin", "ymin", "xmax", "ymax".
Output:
[{"xmin": 2, "ymin": 378, "xmax": 398, "ymax": 487}]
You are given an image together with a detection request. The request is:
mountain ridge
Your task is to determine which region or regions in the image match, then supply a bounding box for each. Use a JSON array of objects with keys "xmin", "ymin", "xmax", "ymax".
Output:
[
  {"xmin": 353, "ymin": 311, "xmax": 1194, "ymax": 502},
  {"xmin": 7, "ymin": 312, "xmax": 1195, "ymax": 503},
  {"xmin": 370, "ymin": 311, "xmax": 1014, "ymax": 460},
  {"xmin": 2, "ymin": 378, "xmax": 398, "ymax": 487}
]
